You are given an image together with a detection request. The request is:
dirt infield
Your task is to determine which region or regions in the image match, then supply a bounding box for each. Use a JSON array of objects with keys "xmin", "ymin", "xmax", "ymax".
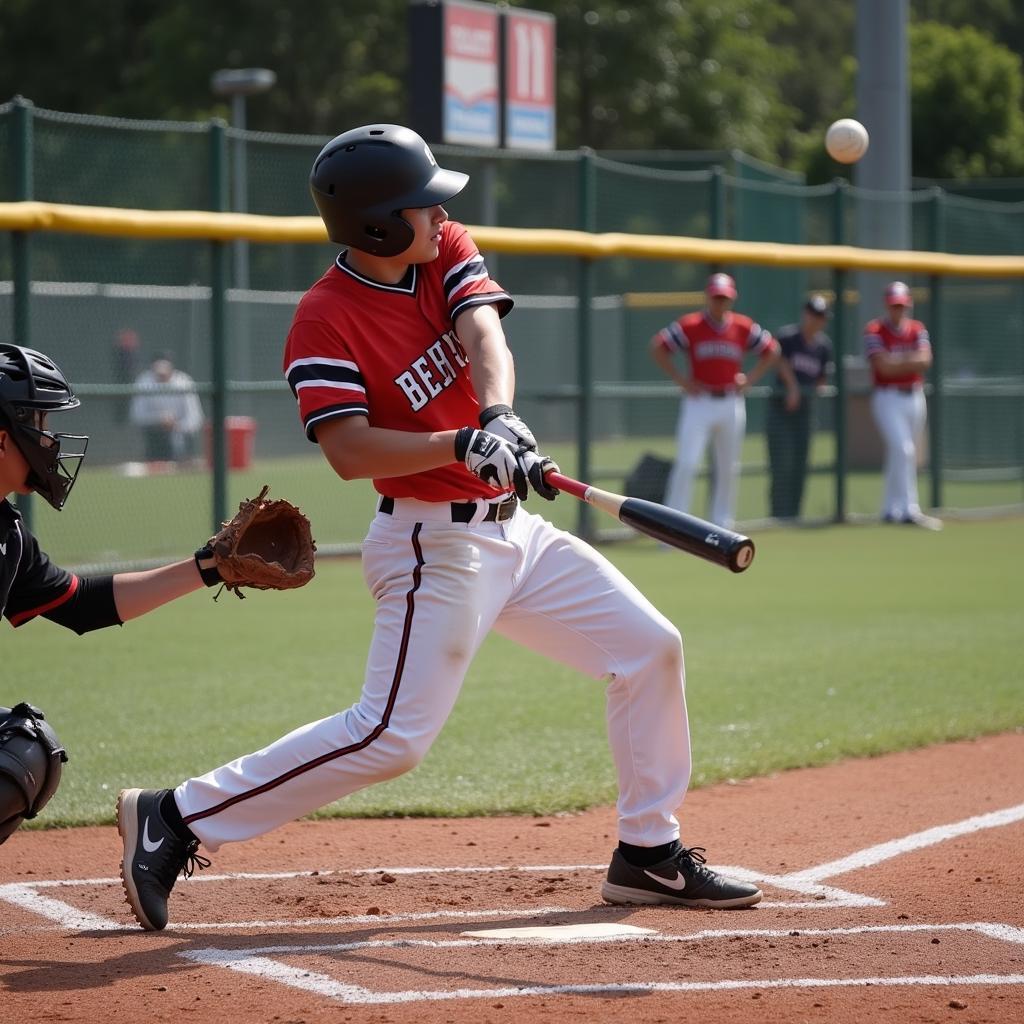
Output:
[{"xmin": 2, "ymin": 731, "xmax": 1023, "ymax": 1023}]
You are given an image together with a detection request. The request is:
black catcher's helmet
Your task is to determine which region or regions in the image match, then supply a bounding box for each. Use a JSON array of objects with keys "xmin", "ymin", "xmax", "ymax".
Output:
[
  {"xmin": 309, "ymin": 124, "xmax": 469, "ymax": 257},
  {"xmin": 0, "ymin": 344, "xmax": 88, "ymax": 510}
]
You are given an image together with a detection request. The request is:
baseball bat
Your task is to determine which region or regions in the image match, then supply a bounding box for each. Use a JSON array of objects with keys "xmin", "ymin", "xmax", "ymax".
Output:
[{"xmin": 544, "ymin": 470, "xmax": 755, "ymax": 573}]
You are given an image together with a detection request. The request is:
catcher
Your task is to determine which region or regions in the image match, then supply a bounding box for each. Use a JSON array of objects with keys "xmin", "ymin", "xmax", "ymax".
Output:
[{"xmin": 0, "ymin": 343, "xmax": 314, "ymax": 844}]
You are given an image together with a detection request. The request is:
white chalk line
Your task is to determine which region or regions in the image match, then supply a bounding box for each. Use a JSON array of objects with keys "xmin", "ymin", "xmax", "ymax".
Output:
[
  {"xmin": 176, "ymin": 956, "xmax": 1024, "ymax": 1006},
  {"xmin": 781, "ymin": 801, "xmax": 1024, "ymax": 886}
]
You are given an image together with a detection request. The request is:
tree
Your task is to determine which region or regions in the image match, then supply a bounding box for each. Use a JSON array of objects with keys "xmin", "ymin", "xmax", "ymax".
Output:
[
  {"xmin": 550, "ymin": 0, "xmax": 796, "ymax": 158},
  {"xmin": 909, "ymin": 21, "xmax": 1024, "ymax": 177}
]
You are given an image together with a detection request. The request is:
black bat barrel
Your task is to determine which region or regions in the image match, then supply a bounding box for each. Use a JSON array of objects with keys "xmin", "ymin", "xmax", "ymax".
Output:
[{"xmin": 618, "ymin": 498, "xmax": 755, "ymax": 573}]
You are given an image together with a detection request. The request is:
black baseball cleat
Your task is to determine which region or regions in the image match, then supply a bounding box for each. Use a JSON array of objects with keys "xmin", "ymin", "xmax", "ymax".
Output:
[
  {"xmin": 117, "ymin": 788, "xmax": 209, "ymax": 931},
  {"xmin": 601, "ymin": 846, "xmax": 762, "ymax": 908}
]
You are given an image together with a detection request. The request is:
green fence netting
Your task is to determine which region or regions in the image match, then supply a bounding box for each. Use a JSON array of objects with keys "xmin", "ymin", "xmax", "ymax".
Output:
[{"xmin": 1, "ymin": 101, "xmax": 1022, "ymax": 568}]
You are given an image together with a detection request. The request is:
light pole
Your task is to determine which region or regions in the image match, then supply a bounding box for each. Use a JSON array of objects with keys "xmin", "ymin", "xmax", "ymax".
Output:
[
  {"xmin": 211, "ymin": 68, "xmax": 276, "ymax": 289},
  {"xmin": 211, "ymin": 68, "xmax": 275, "ymax": 407}
]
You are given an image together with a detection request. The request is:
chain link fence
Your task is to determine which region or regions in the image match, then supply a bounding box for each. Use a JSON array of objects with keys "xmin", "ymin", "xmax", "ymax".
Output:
[{"xmin": 1, "ymin": 99, "xmax": 1022, "ymax": 568}]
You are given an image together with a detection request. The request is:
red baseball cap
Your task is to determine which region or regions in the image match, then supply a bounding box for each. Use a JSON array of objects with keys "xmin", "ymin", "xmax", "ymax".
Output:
[
  {"xmin": 706, "ymin": 273, "xmax": 737, "ymax": 299},
  {"xmin": 885, "ymin": 281, "xmax": 913, "ymax": 307}
]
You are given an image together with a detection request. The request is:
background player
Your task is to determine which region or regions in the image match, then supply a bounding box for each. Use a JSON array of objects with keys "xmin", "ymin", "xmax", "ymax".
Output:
[
  {"xmin": 650, "ymin": 273, "xmax": 781, "ymax": 528},
  {"xmin": 766, "ymin": 295, "xmax": 832, "ymax": 520},
  {"xmin": 117, "ymin": 123, "xmax": 761, "ymax": 932},
  {"xmin": 0, "ymin": 344, "xmax": 238, "ymax": 842},
  {"xmin": 864, "ymin": 281, "xmax": 942, "ymax": 530}
]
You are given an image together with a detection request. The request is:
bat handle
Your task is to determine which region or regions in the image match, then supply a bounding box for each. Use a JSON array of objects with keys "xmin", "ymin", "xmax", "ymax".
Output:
[{"xmin": 544, "ymin": 469, "xmax": 589, "ymax": 501}]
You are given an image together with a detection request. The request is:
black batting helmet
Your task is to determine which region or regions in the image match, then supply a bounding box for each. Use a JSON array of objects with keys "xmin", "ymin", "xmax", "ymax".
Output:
[
  {"xmin": 309, "ymin": 124, "xmax": 469, "ymax": 257},
  {"xmin": 0, "ymin": 344, "xmax": 88, "ymax": 510}
]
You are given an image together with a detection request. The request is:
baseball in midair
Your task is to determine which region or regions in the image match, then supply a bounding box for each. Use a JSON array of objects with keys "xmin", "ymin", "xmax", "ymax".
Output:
[{"xmin": 825, "ymin": 118, "xmax": 869, "ymax": 164}]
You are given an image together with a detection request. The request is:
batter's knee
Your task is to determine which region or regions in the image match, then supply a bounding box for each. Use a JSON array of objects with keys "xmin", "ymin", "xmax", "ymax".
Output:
[
  {"xmin": 628, "ymin": 617, "xmax": 684, "ymax": 680},
  {"xmin": 372, "ymin": 730, "xmax": 433, "ymax": 779}
]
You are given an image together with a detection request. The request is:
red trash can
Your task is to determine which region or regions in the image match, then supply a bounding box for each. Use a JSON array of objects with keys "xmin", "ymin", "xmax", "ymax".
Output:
[{"xmin": 224, "ymin": 416, "xmax": 257, "ymax": 469}]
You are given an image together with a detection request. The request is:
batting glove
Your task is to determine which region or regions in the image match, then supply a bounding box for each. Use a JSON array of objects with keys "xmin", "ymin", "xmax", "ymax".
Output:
[
  {"xmin": 455, "ymin": 427, "xmax": 528, "ymax": 500},
  {"xmin": 479, "ymin": 404, "xmax": 537, "ymax": 451},
  {"xmin": 516, "ymin": 448, "xmax": 560, "ymax": 501}
]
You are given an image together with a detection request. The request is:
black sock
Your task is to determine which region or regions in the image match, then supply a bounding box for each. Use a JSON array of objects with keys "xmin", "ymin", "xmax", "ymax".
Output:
[
  {"xmin": 618, "ymin": 839, "xmax": 682, "ymax": 867},
  {"xmin": 160, "ymin": 790, "xmax": 199, "ymax": 846}
]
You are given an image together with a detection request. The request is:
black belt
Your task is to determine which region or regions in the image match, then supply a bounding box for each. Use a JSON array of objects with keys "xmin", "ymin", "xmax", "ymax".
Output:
[
  {"xmin": 706, "ymin": 389, "xmax": 734, "ymax": 399},
  {"xmin": 879, "ymin": 385, "xmax": 916, "ymax": 394},
  {"xmin": 379, "ymin": 495, "xmax": 519, "ymax": 523}
]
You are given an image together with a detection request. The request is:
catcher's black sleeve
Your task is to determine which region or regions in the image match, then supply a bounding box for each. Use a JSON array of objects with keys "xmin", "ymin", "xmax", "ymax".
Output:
[{"xmin": 41, "ymin": 574, "xmax": 122, "ymax": 635}]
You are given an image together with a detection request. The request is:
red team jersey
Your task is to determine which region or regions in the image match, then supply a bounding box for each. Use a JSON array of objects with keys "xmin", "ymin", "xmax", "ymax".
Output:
[
  {"xmin": 283, "ymin": 222, "xmax": 513, "ymax": 501},
  {"xmin": 863, "ymin": 318, "xmax": 930, "ymax": 388},
  {"xmin": 657, "ymin": 311, "xmax": 775, "ymax": 387}
]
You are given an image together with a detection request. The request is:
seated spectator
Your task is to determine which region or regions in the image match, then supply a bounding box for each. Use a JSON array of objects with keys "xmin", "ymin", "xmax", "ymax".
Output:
[{"xmin": 129, "ymin": 352, "xmax": 204, "ymax": 465}]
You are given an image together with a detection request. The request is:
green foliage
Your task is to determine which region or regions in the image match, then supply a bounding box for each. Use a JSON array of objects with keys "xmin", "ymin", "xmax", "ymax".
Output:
[
  {"xmin": 551, "ymin": 0, "xmax": 796, "ymax": 159},
  {"xmin": 12, "ymin": 520, "xmax": 1024, "ymax": 828},
  {"xmin": 910, "ymin": 22, "xmax": 1024, "ymax": 177},
  {"xmin": 2, "ymin": 4, "xmax": 1024, "ymax": 185}
]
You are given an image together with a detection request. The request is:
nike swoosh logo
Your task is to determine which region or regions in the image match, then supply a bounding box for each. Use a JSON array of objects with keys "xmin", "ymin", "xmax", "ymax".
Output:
[
  {"xmin": 644, "ymin": 868, "xmax": 686, "ymax": 891},
  {"xmin": 142, "ymin": 816, "xmax": 164, "ymax": 853}
]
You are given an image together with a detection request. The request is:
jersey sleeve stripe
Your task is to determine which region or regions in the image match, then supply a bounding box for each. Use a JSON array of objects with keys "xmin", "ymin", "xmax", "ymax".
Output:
[
  {"xmin": 443, "ymin": 254, "xmax": 481, "ymax": 285},
  {"xmin": 661, "ymin": 321, "xmax": 687, "ymax": 351},
  {"xmin": 450, "ymin": 291, "xmax": 514, "ymax": 322},
  {"xmin": 303, "ymin": 404, "xmax": 369, "ymax": 441},
  {"xmin": 444, "ymin": 256, "xmax": 488, "ymax": 299},
  {"xmin": 286, "ymin": 359, "xmax": 365, "ymax": 397},
  {"xmin": 9, "ymin": 573, "xmax": 80, "ymax": 628},
  {"xmin": 748, "ymin": 323, "xmax": 773, "ymax": 352},
  {"xmin": 294, "ymin": 377, "xmax": 367, "ymax": 395}
]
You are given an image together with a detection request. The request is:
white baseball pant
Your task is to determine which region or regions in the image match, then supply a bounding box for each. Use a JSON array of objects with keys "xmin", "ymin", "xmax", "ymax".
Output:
[
  {"xmin": 871, "ymin": 386, "xmax": 927, "ymax": 519},
  {"xmin": 664, "ymin": 393, "xmax": 746, "ymax": 528},
  {"xmin": 175, "ymin": 499, "xmax": 691, "ymax": 852}
]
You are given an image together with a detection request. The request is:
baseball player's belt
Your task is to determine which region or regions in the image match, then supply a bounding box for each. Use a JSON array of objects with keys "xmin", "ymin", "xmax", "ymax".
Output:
[{"xmin": 379, "ymin": 495, "xmax": 519, "ymax": 523}]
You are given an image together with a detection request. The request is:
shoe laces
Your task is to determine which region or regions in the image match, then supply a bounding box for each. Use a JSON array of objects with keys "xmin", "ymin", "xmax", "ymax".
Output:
[
  {"xmin": 677, "ymin": 845, "xmax": 715, "ymax": 880},
  {"xmin": 181, "ymin": 839, "xmax": 211, "ymax": 880}
]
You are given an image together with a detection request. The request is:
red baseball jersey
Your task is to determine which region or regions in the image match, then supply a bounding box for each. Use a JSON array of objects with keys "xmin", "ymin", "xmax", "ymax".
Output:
[
  {"xmin": 283, "ymin": 221, "xmax": 513, "ymax": 501},
  {"xmin": 863, "ymin": 318, "xmax": 931, "ymax": 388},
  {"xmin": 657, "ymin": 311, "xmax": 775, "ymax": 387}
]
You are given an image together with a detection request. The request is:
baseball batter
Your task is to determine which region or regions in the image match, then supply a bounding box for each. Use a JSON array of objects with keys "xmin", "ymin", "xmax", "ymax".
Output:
[
  {"xmin": 651, "ymin": 274, "xmax": 780, "ymax": 528},
  {"xmin": 864, "ymin": 281, "xmax": 941, "ymax": 530},
  {"xmin": 117, "ymin": 124, "xmax": 761, "ymax": 931}
]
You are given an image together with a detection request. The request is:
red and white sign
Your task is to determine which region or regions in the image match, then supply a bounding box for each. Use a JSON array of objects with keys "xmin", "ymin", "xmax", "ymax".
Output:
[
  {"xmin": 443, "ymin": 0, "xmax": 500, "ymax": 147},
  {"xmin": 504, "ymin": 8, "xmax": 556, "ymax": 150}
]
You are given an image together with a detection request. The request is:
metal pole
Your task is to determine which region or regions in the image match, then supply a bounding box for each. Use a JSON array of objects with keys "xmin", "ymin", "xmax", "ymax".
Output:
[
  {"xmin": 12, "ymin": 97, "xmax": 34, "ymax": 530},
  {"xmin": 832, "ymin": 179, "xmax": 848, "ymax": 522},
  {"xmin": 209, "ymin": 119, "xmax": 230, "ymax": 530},
  {"xmin": 231, "ymin": 94, "xmax": 249, "ymax": 291},
  {"xmin": 928, "ymin": 186, "xmax": 945, "ymax": 511},
  {"xmin": 231, "ymin": 94, "xmax": 252, "ymax": 412},
  {"xmin": 576, "ymin": 148, "xmax": 596, "ymax": 540}
]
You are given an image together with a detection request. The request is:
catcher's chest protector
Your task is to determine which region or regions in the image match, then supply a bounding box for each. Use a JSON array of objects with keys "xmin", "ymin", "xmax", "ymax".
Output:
[{"xmin": 0, "ymin": 702, "xmax": 68, "ymax": 843}]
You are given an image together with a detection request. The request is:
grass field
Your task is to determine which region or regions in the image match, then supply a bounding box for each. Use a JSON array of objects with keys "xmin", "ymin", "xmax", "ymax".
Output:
[
  {"xmin": 29, "ymin": 433, "xmax": 1024, "ymax": 568},
  {"xmin": 10, "ymin": 516, "xmax": 1022, "ymax": 830}
]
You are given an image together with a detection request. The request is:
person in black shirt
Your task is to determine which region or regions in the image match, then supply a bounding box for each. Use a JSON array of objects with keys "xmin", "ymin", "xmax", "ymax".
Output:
[
  {"xmin": 0, "ymin": 343, "xmax": 231, "ymax": 842},
  {"xmin": 766, "ymin": 295, "xmax": 834, "ymax": 520}
]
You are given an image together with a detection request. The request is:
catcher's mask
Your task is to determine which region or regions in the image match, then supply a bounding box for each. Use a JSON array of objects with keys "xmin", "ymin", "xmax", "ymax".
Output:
[
  {"xmin": 0, "ymin": 344, "xmax": 88, "ymax": 510},
  {"xmin": 309, "ymin": 124, "xmax": 469, "ymax": 257}
]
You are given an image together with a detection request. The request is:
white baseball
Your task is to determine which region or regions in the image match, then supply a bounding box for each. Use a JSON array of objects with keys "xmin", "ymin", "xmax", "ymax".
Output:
[{"xmin": 825, "ymin": 118, "xmax": 869, "ymax": 164}]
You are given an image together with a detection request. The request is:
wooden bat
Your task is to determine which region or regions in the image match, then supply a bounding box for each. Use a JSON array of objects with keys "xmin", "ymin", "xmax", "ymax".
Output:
[{"xmin": 545, "ymin": 470, "xmax": 755, "ymax": 573}]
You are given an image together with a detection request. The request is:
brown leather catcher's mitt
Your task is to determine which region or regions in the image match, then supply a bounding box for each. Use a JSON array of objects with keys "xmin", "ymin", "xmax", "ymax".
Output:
[{"xmin": 208, "ymin": 485, "xmax": 316, "ymax": 596}]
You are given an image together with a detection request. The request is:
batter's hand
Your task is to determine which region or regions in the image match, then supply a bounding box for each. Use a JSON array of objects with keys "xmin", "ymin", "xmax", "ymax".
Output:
[
  {"xmin": 478, "ymin": 404, "xmax": 537, "ymax": 451},
  {"xmin": 455, "ymin": 427, "xmax": 528, "ymax": 500},
  {"xmin": 516, "ymin": 448, "xmax": 560, "ymax": 501}
]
